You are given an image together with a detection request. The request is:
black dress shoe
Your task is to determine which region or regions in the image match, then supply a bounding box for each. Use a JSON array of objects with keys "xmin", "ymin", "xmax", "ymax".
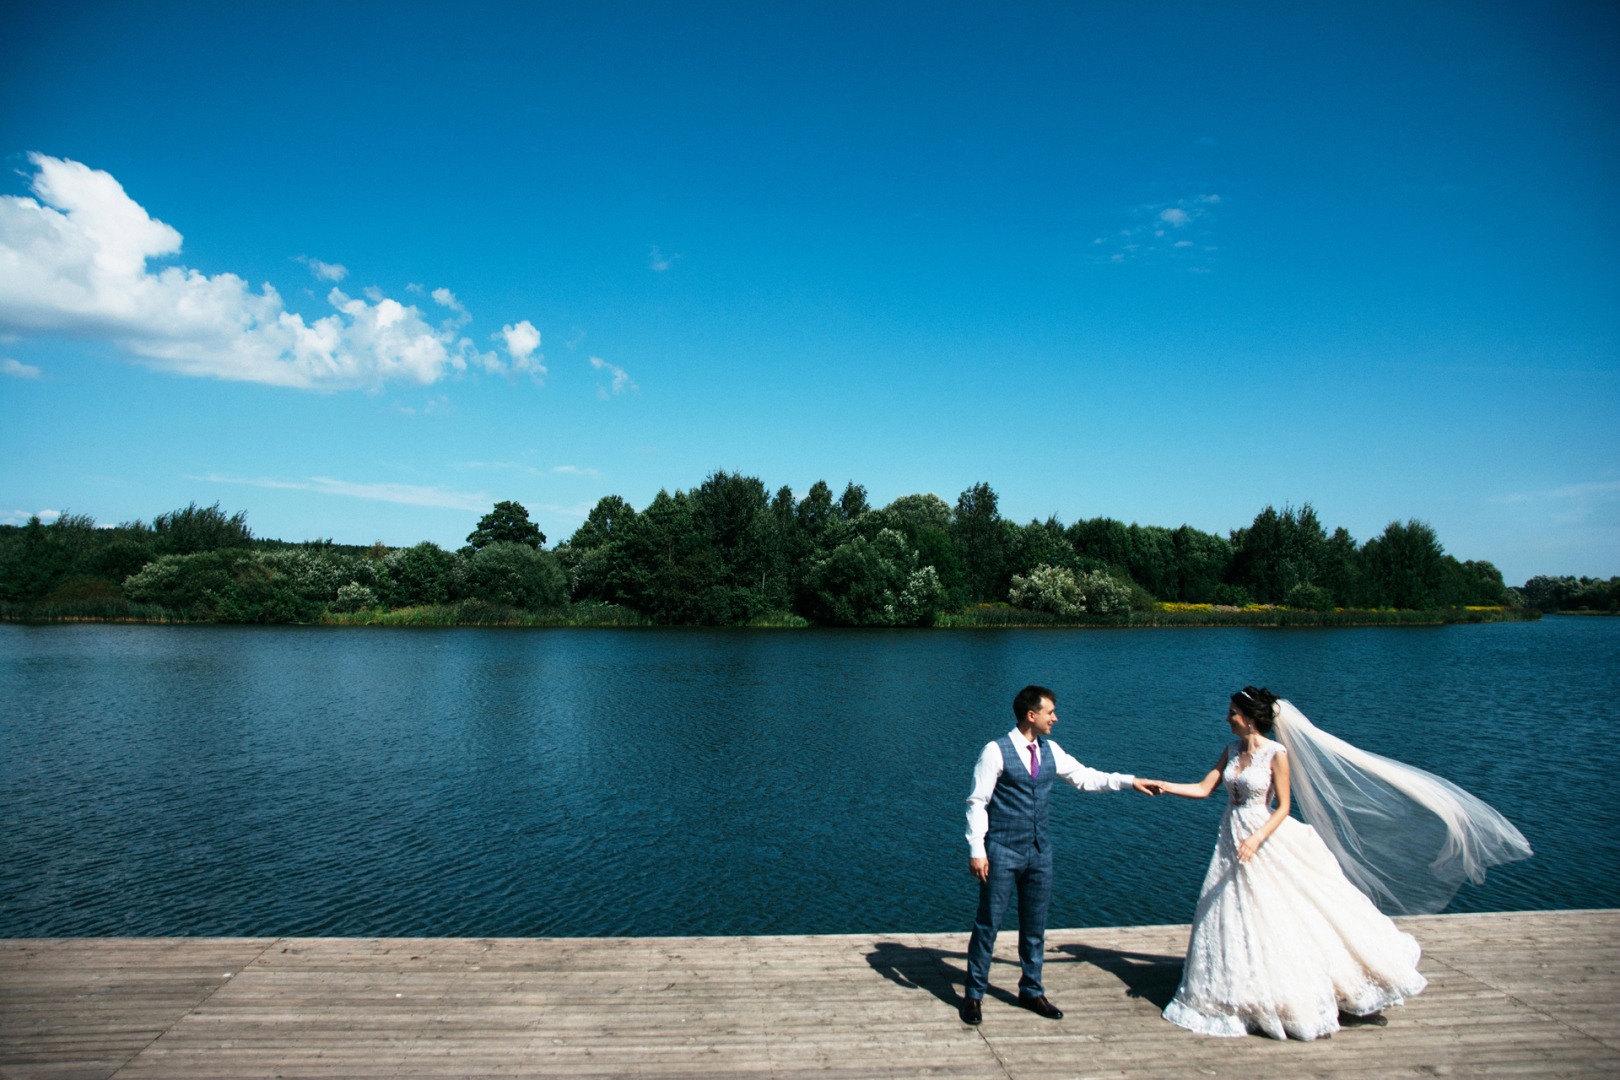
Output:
[
  {"xmin": 1018, "ymin": 994, "xmax": 1064, "ymax": 1019},
  {"xmin": 959, "ymin": 997, "xmax": 982, "ymax": 1025}
]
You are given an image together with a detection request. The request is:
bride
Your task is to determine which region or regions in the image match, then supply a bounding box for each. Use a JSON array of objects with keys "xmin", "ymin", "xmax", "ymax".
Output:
[{"xmin": 1152, "ymin": 686, "xmax": 1532, "ymax": 1040}]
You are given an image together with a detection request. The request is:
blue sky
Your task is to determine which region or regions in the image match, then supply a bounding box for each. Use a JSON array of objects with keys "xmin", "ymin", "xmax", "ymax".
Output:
[{"xmin": 1, "ymin": 2, "xmax": 1615, "ymax": 581}]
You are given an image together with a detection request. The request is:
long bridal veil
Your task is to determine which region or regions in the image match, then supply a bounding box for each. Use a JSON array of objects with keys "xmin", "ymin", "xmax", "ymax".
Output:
[{"xmin": 1274, "ymin": 700, "xmax": 1533, "ymax": 915}]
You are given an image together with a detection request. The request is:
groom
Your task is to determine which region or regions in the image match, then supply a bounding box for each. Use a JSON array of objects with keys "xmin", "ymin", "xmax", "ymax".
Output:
[{"xmin": 960, "ymin": 684, "xmax": 1161, "ymax": 1025}]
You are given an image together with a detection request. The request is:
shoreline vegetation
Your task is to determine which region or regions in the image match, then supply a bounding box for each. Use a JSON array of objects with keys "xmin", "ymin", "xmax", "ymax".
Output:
[
  {"xmin": 0, "ymin": 598, "xmax": 1538, "ymax": 628},
  {"xmin": 1, "ymin": 475, "xmax": 1608, "ymax": 628}
]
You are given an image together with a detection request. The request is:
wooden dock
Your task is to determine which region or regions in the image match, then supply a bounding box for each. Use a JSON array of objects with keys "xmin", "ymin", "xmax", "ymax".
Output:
[{"xmin": 3, "ymin": 909, "xmax": 1616, "ymax": 1079}]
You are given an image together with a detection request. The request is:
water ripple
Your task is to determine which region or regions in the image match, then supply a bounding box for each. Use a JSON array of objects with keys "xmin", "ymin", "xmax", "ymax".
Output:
[{"xmin": 2, "ymin": 620, "xmax": 1616, "ymax": 936}]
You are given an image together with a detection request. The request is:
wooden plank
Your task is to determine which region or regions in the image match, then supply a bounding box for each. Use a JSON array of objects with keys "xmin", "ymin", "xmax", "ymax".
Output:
[
  {"xmin": 2, "ymin": 914, "xmax": 1617, "ymax": 1078},
  {"xmin": 0, "ymin": 939, "xmax": 277, "ymax": 1080}
]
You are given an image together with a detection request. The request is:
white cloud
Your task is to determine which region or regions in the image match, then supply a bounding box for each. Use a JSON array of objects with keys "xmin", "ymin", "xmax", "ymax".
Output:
[
  {"xmin": 537, "ymin": 500, "xmax": 595, "ymax": 520},
  {"xmin": 498, "ymin": 320, "xmax": 545, "ymax": 376},
  {"xmin": 1493, "ymin": 479, "xmax": 1620, "ymax": 505},
  {"xmin": 297, "ymin": 256, "xmax": 348, "ymax": 282},
  {"xmin": 465, "ymin": 459, "xmax": 540, "ymax": 475},
  {"xmin": 2, "ymin": 509, "xmax": 59, "ymax": 525},
  {"xmin": 0, "ymin": 154, "xmax": 540, "ymax": 390},
  {"xmin": 462, "ymin": 459, "xmax": 596, "ymax": 477},
  {"xmin": 1489, "ymin": 478, "xmax": 1620, "ymax": 533},
  {"xmin": 394, "ymin": 393, "xmax": 453, "ymax": 417},
  {"xmin": 194, "ymin": 472, "xmax": 491, "ymax": 511},
  {"xmin": 2, "ymin": 357, "xmax": 40, "ymax": 378},
  {"xmin": 648, "ymin": 245, "xmax": 680, "ymax": 272},
  {"xmin": 429, "ymin": 287, "xmax": 475, "ymax": 330},
  {"xmin": 589, "ymin": 355, "xmax": 635, "ymax": 397},
  {"xmin": 1093, "ymin": 194, "xmax": 1221, "ymax": 267}
]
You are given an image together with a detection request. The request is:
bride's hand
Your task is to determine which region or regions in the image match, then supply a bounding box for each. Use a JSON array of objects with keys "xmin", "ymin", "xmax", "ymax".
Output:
[{"xmin": 1237, "ymin": 836, "xmax": 1262, "ymax": 863}]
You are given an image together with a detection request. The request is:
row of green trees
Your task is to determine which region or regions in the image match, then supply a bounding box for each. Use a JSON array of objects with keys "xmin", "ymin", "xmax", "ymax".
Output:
[
  {"xmin": 0, "ymin": 502, "xmax": 566, "ymax": 622},
  {"xmin": 553, "ymin": 476, "xmax": 1513, "ymax": 623},
  {"xmin": 0, "ymin": 479, "xmax": 1526, "ymax": 625},
  {"xmin": 1518, "ymin": 575, "xmax": 1620, "ymax": 613}
]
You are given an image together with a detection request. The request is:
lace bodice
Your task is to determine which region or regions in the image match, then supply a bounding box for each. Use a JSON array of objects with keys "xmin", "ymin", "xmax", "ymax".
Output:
[{"xmin": 1224, "ymin": 740, "xmax": 1283, "ymax": 808}]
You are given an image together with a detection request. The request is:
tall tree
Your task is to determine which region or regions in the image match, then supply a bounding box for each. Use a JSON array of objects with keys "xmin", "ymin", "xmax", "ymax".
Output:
[
  {"xmin": 153, "ymin": 502, "xmax": 252, "ymax": 555},
  {"xmin": 1066, "ymin": 517, "xmax": 1133, "ymax": 570},
  {"xmin": 1318, "ymin": 526, "xmax": 1361, "ymax": 607},
  {"xmin": 838, "ymin": 481, "xmax": 871, "ymax": 522},
  {"xmin": 1170, "ymin": 525, "xmax": 1233, "ymax": 603},
  {"xmin": 569, "ymin": 495, "xmax": 636, "ymax": 550},
  {"xmin": 1226, "ymin": 504, "xmax": 1328, "ymax": 603},
  {"xmin": 1360, "ymin": 520, "xmax": 1446, "ymax": 609},
  {"xmin": 691, "ymin": 471, "xmax": 767, "ymax": 554},
  {"xmin": 953, "ymin": 482, "xmax": 1006, "ymax": 603},
  {"xmin": 466, "ymin": 501, "xmax": 544, "ymax": 549},
  {"xmin": 796, "ymin": 480, "xmax": 841, "ymax": 552},
  {"xmin": 619, "ymin": 489, "xmax": 716, "ymax": 623}
]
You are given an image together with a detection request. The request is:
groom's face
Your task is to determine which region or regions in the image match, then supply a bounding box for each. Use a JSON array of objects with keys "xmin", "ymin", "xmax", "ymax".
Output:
[{"xmin": 1024, "ymin": 697, "xmax": 1058, "ymax": 737}]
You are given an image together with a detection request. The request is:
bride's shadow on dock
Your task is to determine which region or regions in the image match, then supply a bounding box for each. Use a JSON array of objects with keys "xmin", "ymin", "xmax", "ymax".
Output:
[
  {"xmin": 865, "ymin": 941, "xmax": 1183, "ymax": 1012},
  {"xmin": 1052, "ymin": 942, "xmax": 1183, "ymax": 1009}
]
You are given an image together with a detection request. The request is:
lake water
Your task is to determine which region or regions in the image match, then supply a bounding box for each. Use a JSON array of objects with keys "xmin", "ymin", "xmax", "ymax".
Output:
[{"xmin": 2, "ymin": 618, "xmax": 1616, "ymax": 937}]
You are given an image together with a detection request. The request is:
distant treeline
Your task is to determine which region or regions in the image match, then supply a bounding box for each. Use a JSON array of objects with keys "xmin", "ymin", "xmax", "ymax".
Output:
[
  {"xmin": 0, "ymin": 475, "xmax": 1536, "ymax": 627},
  {"xmin": 1518, "ymin": 575, "xmax": 1619, "ymax": 613}
]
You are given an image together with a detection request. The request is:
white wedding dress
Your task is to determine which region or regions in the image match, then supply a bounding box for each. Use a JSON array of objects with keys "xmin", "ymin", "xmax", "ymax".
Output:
[{"xmin": 1162, "ymin": 740, "xmax": 1428, "ymax": 1040}]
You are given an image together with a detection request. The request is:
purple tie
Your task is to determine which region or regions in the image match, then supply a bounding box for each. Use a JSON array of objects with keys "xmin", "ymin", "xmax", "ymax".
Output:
[{"xmin": 1029, "ymin": 742, "xmax": 1040, "ymax": 779}]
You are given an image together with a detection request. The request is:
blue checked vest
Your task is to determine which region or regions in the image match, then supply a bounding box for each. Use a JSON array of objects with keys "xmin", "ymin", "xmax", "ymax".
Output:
[{"xmin": 985, "ymin": 734, "xmax": 1055, "ymax": 855}]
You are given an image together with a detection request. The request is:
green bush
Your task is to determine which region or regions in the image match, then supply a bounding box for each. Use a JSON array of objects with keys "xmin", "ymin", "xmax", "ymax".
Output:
[
  {"xmin": 804, "ymin": 528, "xmax": 944, "ymax": 626},
  {"xmin": 1009, "ymin": 564, "xmax": 1084, "ymax": 617},
  {"xmin": 258, "ymin": 549, "xmax": 349, "ymax": 603},
  {"xmin": 1083, "ymin": 569, "xmax": 1137, "ymax": 615},
  {"xmin": 122, "ymin": 551, "xmax": 241, "ymax": 611},
  {"xmin": 122, "ymin": 550, "xmax": 328, "ymax": 622},
  {"xmin": 1284, "ymin": 582, "xmax": 1335, "ymax": 611},
  {"xmin": 333, "ymin": 581, "xmax": 378, "ymax": 612},
  {"xmin": 465, "ymin": 542, "xmax": 568, "ymax": 609},
  {"xmin": 89, "ymin": 538, "xmax": 156, "ymax": 586},
  {"xmin": 383, "ymin": 542, "xmax": 457, "ymax": 606}
]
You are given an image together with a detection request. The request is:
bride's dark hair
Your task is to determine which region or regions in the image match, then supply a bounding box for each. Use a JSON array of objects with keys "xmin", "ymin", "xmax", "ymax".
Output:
[{"xmin": 1231, "ymin": 686, "xmax": 1280, "ymax": 735}]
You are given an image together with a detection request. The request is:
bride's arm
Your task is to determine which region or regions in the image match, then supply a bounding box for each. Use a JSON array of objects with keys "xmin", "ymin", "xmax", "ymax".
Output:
[
  {"xmin": 1153, "ymin": 748, "xmax": 1228, "ymax": 799},
  {"xmin": 1236, "ymin": 752, "xmax": 1292, "ymax": 863}
]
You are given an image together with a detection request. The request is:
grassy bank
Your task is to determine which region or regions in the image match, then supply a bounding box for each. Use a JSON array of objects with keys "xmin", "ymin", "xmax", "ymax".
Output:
[
  {"xmin": 0, "ymin": 598, "xmax": 193, "ymax": 623},
  {"xmin": 0, "ymin": 599, "xmax": 649, "ymax": 627},
  {"xmin": 320, "ymin": 601, "xmax": 650, "ymax": 627},
  {"xmin": 934, "ymin": 603, "xmax": 1540, "ymax": 628},
  {"xmin": 1, "ymin": 599, "xmax": 1539, "ymax": 629}
]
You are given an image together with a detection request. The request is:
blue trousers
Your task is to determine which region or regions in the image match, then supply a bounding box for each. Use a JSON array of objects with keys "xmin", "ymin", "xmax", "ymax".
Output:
[{"xmin": 965, "ymin": 840, "xmax": 1053, "ymax": 999}]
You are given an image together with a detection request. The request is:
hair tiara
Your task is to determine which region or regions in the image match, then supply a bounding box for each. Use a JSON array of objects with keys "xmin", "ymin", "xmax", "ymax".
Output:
[{"xmin": 1237, "ymin": 686, "xmax": 1282, "ymax": 718}]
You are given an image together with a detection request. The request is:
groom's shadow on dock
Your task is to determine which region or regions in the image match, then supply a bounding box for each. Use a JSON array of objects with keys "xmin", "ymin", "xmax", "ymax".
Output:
[
  {"xmin": 866, "ymin": 942, "xmax": 972, "ymax": 1008},
  {"xmin": 865, "ymin": 941, "xmax": 1184, "ymax": 1012},
  {"xmin": 866, "ymin": 942, "xmax": 1028, "ymax": 1011}
]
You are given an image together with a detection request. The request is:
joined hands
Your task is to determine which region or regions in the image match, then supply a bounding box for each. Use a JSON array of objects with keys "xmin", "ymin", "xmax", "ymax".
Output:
[{"xmin": 968, "ymin": 778, "xmax": 1168, "ymax": 882}]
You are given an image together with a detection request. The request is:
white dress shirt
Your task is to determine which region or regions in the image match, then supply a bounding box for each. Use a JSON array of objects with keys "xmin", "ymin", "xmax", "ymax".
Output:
[{"xmin": 965, "ymin": 728, "xmax": 1136, "ymax": 859}]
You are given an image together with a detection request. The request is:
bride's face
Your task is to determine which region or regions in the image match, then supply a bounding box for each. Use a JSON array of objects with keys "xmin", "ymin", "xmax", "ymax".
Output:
[{"xmin": 1226, "ymin": 705, "xmax": 1254, "ymax": 737}]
